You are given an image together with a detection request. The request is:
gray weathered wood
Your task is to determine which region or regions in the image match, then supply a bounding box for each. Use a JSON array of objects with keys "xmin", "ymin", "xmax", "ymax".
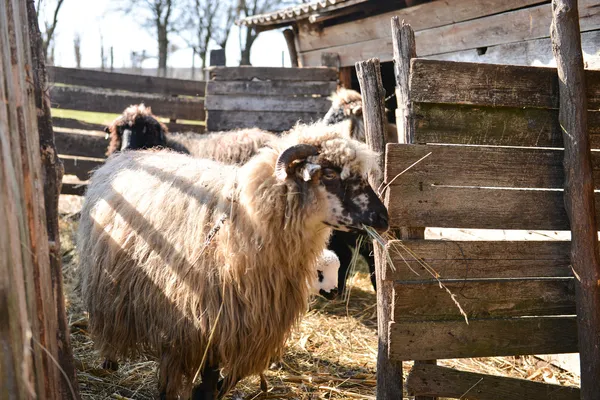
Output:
[
  {"xmin": 356, "ymin": 57, "xmax": 401, "ymax": 400},
  {"xmin": 384, "ymin": 240, "xmax": 572, "ymax": 281},
  {"xmin": 49, "ymin": 86, "xmax": 206, "ymax": 121},
  {"xmin": 410, "ymin": 58, "xmax": 600, "ymax": 109},
  {"xmin": 52, "ymin": 117, "xmax": 106, "ymax": 132},
  {"xmin": 393, "ymin": 278, "xmax": 575, "ymax": 321},
  {"xmin": 209, "ymin": 66, "xmax": 337, "ymax": 81},
  {"xmin": 61, "ymin": 182, "xmax": 87, "ymax": 196},
  {"xmin": 48, "ymin": 66, "xmax": 206, "ymax": 96},
  {"xmin": 551, "ymin": 2, "xmax": 600, "ymax": 399},
  {"xmin": 206, "ymin": 110, "xmax": 323, "ymax": 132},
  {"xmin": 392, "ymin": 17, "xmax": 416, "ymax": 144},
  {"xmin": 321, "ymin": 52, "xmax": 340, "ymax": 68},
  {"xmin": 54, "ymin": 131, "xmax": 107, "ymax": 159},
  {"xmin": 60, "ymin": 156, "xmax": 104, "ymax": 181},
  {"xmin": 283, "ymin": 29, "xmax": 299, "ymax": 67},
  {"xmin": 412, "ymin": 103, "xmax": 600, "ymax": 148},
  {"xmin": 388, "ymin": 317, "xmax": 579, "ymax": 361},
  {"xmin": 406, "ymin": 364, "xmax": 580, "ymax": 400},
  {"xmin": 205, "ymin": 94, "xmax": 331, "ymax": 113},
  {"xmin": 206, "ymin": 80, "xmax": 337, "ymax": 96}
]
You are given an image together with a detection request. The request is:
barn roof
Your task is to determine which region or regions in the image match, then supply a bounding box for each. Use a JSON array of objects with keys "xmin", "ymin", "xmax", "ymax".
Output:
[{"xmin": 238, "ymin": 0, "xmax": 369, "ymax": 29}]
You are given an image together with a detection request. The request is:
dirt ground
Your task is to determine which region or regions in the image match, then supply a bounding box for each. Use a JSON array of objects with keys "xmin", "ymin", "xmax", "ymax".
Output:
[{"xmin": 58, "ymin": 195, "xmax": 580, "ymax": 400}]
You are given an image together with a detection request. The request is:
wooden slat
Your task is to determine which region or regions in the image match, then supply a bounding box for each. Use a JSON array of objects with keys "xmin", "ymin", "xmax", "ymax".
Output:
[
  {"xmin": 209, "ymin": 66, "xmax": 338, "ymax": 81},
  {"xmin": 59, "ymin": 156, "xmax": 103, "ymax": 181},
  {"xmin": 206, "ymin": 110, "xmax": 324, "ymax": 132},
  {"xmin": 393, "ymin": 278, "xmax": 575, "ymax": 321},
  {"xmin": 54, "ymin": 131, "xmax": 107, "ymax": 158},
  {"xmin": 205, "ymin": 94, "xmax": 331, "ymax": 113},
  {"xmin": 384, "ymin": 241, "xmax": 572, "ymax": 281},
  {"xmin": 388, "ymin": 317, "xmax": 578, "ymax": 361},
  {"xmin": 406, "ymin": 364, "xmax": 580, "ymax": 400},
  {"xmin": 50, "ymin": 86, "xmax": 205, "ymax": 121},
  {"xmin": 48, "ymin": 66, "xmax": 206, "ymax": 96},
  {"xmin": 296, "ymin": 0, "xmax": 545, "ymax": 53},
  {"xmin": 409, "ymin": 59, "xmax": 600, "ymax": 109},
  {"xmin": 164, "ymin": 122, "xmax": 205, "ymax": 134},
  {"xmin": 206, "ymin": 80, "xmax": 337, "ymax": 96},
  {"xmin": 52, "ymin": 117, "xmax": 106, "ymax": 132},
  {"xmin": 60, "ymin": 182, "xmax": 87, "ymax": 196},
  {"xmin": 413, "ymin": 103, "xmax": 600, "ymax": 148}
]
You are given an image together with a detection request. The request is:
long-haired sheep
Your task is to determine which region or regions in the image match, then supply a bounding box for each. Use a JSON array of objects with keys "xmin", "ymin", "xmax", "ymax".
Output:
[
  {"xmin": 78, "ymin": 121, "xmax": 388, "ymax": 399},
  {"xmin": 104, "ymin": 103, "xmax": 277, "ymax": 165}
]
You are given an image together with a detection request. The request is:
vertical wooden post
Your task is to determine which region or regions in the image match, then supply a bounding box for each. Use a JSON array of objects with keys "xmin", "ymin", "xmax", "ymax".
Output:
[
  {"xmin": 391, "ymin": 17, "xmax": 433, "ymax": 400},
  {"xmin": 356, "ymin": 57, "xmax": 403, "ymax": 400},
  {"xmin": 283, "ymin": 28, "xmax": 300, "ymax": 67},
  {"xmin": 551, "ymin": 1, "xmax": 600, "ymax": 399}
]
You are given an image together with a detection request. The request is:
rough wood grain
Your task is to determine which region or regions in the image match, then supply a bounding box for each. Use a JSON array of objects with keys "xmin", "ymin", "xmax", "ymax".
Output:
[
  {"xmin": 52, "ymin": 117, "xmax": 106, "ymax": 132},
  {"xmin": 384, "ymin": 240, "xmax": 572, "ymax": 281},
  {"xmin": 48, "ymin": 66, "xmax": 206, "ymax": 96},
  {"xmin": 409, "ymin": 58, "xmax": 600, "ymax": 109},
  {"xmin": 388, "ymin": 317, "xmax": 579, "ymax": 361},
  {"xmin": 205, "ymin": 94, "xmax": 331, "ymax": 113},
  {"xmin": 406, "ymin": 364, "xmax": 580, "ymax": 400},
  {"xmin": 49, "ymin": 86, "xmax": 206, "ymax": 121},
  {"xmin": 206, "ymin": 110, "xmax": 323, "ymax": 132},
  {"xmin": 209, "ymin": 66, "xmax": 337, "ymax": 81},
  {"xmin": 412, "ymin": 103, "xmax": 600, "ymax": 148},
  {"xmin": 392, "ymin": 17, "xmax": 416, "ymax": 144},
  {"xmin": 393, "ymin": 278, "xmax": 576, "ymax": 321},
  {"xmin": 206, "ymin": 80, "xmax": 337, "ymax": 96},
  {"xmin": 551, "ymin": 2, "xmax": 600, "ymax": 399}
]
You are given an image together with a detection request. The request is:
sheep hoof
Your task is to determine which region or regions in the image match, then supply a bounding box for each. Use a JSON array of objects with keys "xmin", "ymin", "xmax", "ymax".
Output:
[
  {"xmin": 101, "ymin": 358, "xmax": 119, "ymax": 371},
  {"xmin": 259, "ymin": 373, "xmax": 268, "ymax": 392}
]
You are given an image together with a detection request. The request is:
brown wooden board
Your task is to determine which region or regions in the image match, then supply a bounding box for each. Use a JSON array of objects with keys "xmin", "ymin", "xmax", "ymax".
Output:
[
  {"xmin": 60, "ymin": 156, "xmax": 104, "ymax": 181},
  {"xmin": 205, "ymin": 94, "xmax": 331, "ymax": 113},
  {"xmin": 409, "ymin": 59, "xmax": 600, "ymax": 109},
  {"xmin": 54, "ymin": 131, "xmax": 107, "ymax": 159},
  {"xmin": 384, "ymin": 240, "xmax": 572, "ymax": 281},
  {"xmin": 406, "ymin": 364, "xmax": 580, "ymax": 400},
  {"xmin": 393, "ymin": 278, "xmax": 575, "ymax": 321},
  {"xmin": 388, "ymin": 317, "xmax": 578, "ymax": 361},
  {"xmin": 209, "ymin": 66, "xmax": 338, "ymax": 81},
  {"xmin": 412, "ymin": 103, "xmax": 600, "ymax": 148},
  {"xmin": 49, "ymin": 86, "xmax": 205, "ymax": 121},
  {"xmin": 384, "ymin": 144, "xmax": 600, "ymax": 230},
  {"xmin": 48, "ymin": 66, "xmax": 206, "ymax": 96},
  {"xmin": 206, "ymin": 80, "xmax": 337, "ymax": 96},
  {"xmin": 206, "ymin": 110, "xmax": 323, "ymax": 132},
  {"xmin": 52, "ymin": 117, "xmax": 106, "ymax": 132}
]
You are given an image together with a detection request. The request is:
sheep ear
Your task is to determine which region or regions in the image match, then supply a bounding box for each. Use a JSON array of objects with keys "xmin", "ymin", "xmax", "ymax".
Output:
[{"xmin": 301, "ymin": 163, "xmax": 321, "ymax": 182}]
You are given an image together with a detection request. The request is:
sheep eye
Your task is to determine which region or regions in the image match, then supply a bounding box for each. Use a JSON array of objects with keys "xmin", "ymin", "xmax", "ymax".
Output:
[{"xmin": 322, "ymin": 168, "xmax": 339, "ymax": 181}]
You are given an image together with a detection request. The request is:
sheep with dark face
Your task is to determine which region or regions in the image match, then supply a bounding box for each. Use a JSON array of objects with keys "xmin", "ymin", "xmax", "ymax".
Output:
[
  {"xmin": 105, "ymin": 103, "xmax": 278, "ymax": 165},
  {"xmin": 78, "ymin": 121, "xmax": 388, "ymax": 399}
]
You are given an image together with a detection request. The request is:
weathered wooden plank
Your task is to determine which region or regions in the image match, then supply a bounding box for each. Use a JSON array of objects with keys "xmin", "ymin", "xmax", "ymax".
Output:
[
  {"xmin": 406, "ymin": 364, "xmax": 580, "ymax": 400},
  {"xmin": 393, "ymin": 278, "xmax": 576, "ymax": 321},
  {"xmin": 60, "ymin": 156, "xmax": 104, "ymax": 181},
  {"xmin": 48, "ymin": 66, "xmax": 206, "ymax": 96},
  {"xmin": 206, "ymin": 110, "xmax": 323, "ymax": 132},
  {"xmin": 412, "ymin": 103, "xmax": 600, "ymax": 148},
  {"xmin": 52, "ymin": 117, "xmax": 106, "ymax": 132},
  {"xmin": 388, "ymin": 317, "xmax": 578, "ymax": 361},
  {"xmin": 209, "ymin": 66, "xmax": 337, "ymax": 81},
  {"xmin": 385, "ymin": 145, "xmax": 600, "ymax": 190},
  {"xmin": 384, "ymin": 240, "xmax": 572, "ymax": 281},
  {"xmin": 49, "ymin": 86, "xmax": 206, "ymax": 121},
  {"xmin": 409, "ymin": 59, "xmax": 600, "ymax": 109},
  {"xmin": 206, "ymin": 80, "xmax": 337, "ymax": 96},
  {"xmin": 61, "ymin": 182, "xmax": 87, "ymax": 196},
  {"xmin": 205, "ymin": 94, "xmax": 331, "ymax": 113},
  {"xmin": 297, "ymin": 0, "xmax": 545, "ymax": 53},
  {"xmin": 54, "ymin": 131, "xmax": 107, "ymax": 159}
]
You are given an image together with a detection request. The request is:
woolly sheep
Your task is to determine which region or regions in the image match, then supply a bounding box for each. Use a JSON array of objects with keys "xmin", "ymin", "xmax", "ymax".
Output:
[
  {"xmin": 78, "ymin": 121, "xmax": 389, "ymax": 399},
  {"xmin": 311, "ymin": 249, "xmax": 340, "ymax": 299}
]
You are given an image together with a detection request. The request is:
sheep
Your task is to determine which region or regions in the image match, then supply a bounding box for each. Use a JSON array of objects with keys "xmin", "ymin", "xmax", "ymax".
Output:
[
  {"xmin": 104, "ymin": 103, "xmax": 278, "ymax": 165},
  {"xmin": 78, "ymin": 121, "xmax": 389, "ymax": 399},
  {"xmin": 311, "ymin": 249, "xmax": 340, "ymax": 300}
]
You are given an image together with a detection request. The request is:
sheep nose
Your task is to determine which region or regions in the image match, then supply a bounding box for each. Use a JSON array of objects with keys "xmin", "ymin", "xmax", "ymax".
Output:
[
  {"xmin": 371, "ymin": 210, "xmax": 389, "ymax": 233},
  {"xmin": 319, "ymin": 288, "xmax": 339, "ymax": 300}
]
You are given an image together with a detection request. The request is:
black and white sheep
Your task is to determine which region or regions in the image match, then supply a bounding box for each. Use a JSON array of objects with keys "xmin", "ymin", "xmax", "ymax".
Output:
[{"xmin": 78, "ymin": 121, "xmax": 389, "ymax": 399}]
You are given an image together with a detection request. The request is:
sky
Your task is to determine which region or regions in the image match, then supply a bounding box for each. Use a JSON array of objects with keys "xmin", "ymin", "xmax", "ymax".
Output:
[{"xmin": 38, "ymin": 0, "xmax": 292, "ymax": 71}]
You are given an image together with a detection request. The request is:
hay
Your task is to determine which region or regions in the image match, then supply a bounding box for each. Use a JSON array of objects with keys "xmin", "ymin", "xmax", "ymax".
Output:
[{"xmin": 58, "ymin": 209, "xmax": 579, "ymax": 399}]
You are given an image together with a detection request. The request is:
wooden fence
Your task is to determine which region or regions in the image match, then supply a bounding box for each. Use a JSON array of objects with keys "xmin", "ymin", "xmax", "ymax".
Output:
[{"xmin": 367, "ymin": 17, "xmax": 600, "ymax": 400}]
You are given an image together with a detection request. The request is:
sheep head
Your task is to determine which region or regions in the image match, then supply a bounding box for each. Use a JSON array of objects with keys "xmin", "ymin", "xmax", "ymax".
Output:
[{"xmin": 105, "ymin": 103, "xmax": 168, "ymax": 155}]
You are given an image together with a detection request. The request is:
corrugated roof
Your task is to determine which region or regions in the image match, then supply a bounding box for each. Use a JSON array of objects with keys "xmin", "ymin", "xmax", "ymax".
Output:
[{"xmin": 238, "ymin": 0, "xmax": 368, "ymax": 28}]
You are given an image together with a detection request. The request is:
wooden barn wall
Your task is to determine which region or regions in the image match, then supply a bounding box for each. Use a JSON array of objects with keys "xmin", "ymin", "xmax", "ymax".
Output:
[{"xmin": 297, "ymin": 0, "xmax": 600, "ymax": 68}]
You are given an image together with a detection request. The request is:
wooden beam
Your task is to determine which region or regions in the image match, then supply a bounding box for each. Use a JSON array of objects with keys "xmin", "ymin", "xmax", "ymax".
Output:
[
  {"xmin": 283, "ymin": 29, "xmax": 299, "ymax": 67},
  {"xmin": 206, "ymin": 110, "xmax": 323, "ymax": 132},
  {"xmin": 205, "ymin": 95, "xmax": 331, "ymax": 113},
  {"xmin": 209, "ymin": 66, "xmax": 337, "ymax": 81},
  {"xmin": 355, "ymin": 57, "xmax": 401, "ymax": 400},
  {"xmin": 406, "ymin": 364, "xmax": 580, "ymax": 400},
  {"xmin": 321, "ymin": 52, "xmax": 340, "ymax": 69},
  {"xmin": 551, "ymin": 1, "xmax": 600, "ymax": 399},
  {"xmin": 206, "ymin": 80, "xmax": 337, "ymax": 96}
]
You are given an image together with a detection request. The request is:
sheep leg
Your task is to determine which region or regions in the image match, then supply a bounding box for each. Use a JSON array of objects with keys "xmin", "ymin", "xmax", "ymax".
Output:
[
  {"xmin": 328, "ymin": 232, "xmax": 355, "ymax": 294},
  {"xmin": 191, "ymin": 363, "xmax": 220, "ymax": 400},
  {"xmin": 101, "ymin": 358, "xmax": 119, "ymax": 371}
]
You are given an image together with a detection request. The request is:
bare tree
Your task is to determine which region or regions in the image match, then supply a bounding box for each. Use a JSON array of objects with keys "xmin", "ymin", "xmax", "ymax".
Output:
[
  {"xmin": 118, "ymin": 0, "xmax": 182, "ymax": 77},
  {"xmin": 73, "ymin": 33, "xmax": 81, "ymax": 68},
  {"xmin": 36, "ymin": 0, "xmax": 66, "ymax": 61},
  {"xmin": 100, "ymin": 34, "xmax": 107, "ymax": 70}
]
